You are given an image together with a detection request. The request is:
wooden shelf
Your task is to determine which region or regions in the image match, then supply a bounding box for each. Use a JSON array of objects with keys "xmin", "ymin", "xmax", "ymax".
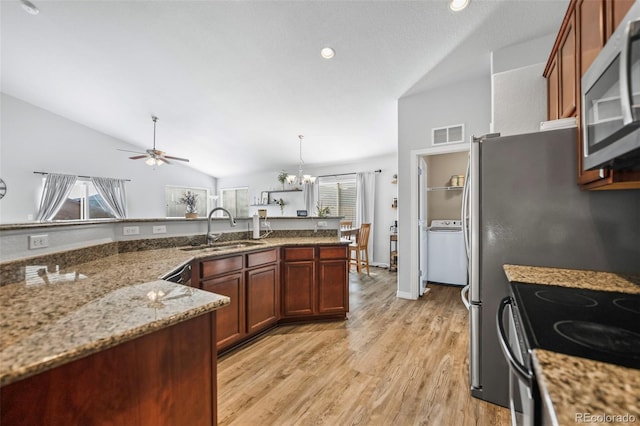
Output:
[
  {"xmin": 268, "ymin": 189, "xmax": 302, "ymax": 194},
  {"xmin": 427, "ymin": 186, "xmax": 463, "ymax": 192}
]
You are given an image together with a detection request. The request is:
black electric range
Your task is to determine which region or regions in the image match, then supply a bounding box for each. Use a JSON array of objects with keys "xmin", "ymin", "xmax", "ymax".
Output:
[{"xmin": 510, "ymin": 282, "xmax": 640, "ymax": 369}]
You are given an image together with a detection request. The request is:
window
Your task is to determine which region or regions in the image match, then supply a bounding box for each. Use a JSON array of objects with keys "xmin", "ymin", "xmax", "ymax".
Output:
[
  {"xmin": 220, "ymin": 187, "xmax": 249, "ymax": 218},
  {"xmin": 52, "ymin": 179, "xmax": 116, "ymax": 221},
  {"xmin": 317, "ymin": 175, "xmax": 356, "ymax": 222},
  {"xmin": 165, "ymin": 186, "xmax": 210, "ymax": 218}
]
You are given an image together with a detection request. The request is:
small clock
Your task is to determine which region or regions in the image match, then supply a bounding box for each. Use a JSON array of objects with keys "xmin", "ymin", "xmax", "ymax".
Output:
[{"xmin": 0, "ymin": 178, "xmax": 5, "ymax": 199}]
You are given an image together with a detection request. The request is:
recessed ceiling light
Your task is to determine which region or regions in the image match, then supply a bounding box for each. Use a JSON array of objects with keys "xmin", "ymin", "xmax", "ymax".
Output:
[
  {"xmin": 20, "ymin": 0, "xmax": 39, "ymax": 15},
  {"xmin": 449, "ymin": 0, "xmax": 469, "ymax": 12},
  {"xmin": 320, "ymin": 47, "xmax": 335, "ymax": 59}
]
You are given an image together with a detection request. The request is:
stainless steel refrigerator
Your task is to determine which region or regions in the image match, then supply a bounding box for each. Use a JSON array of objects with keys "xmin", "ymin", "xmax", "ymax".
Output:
[{"xmin": 460, "ymin": 127, "xmax": 640, "ymax": 407}]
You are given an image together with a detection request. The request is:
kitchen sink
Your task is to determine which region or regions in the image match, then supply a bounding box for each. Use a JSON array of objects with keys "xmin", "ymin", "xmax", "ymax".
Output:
[{"xmin": 179, "ymin": 241, "xmax": 266, "ymax": 252}]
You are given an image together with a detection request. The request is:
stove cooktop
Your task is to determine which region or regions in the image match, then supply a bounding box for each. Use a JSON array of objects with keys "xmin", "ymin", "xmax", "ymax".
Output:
[{"xmin": 511, "ymin": 282, "xmax": 640, "ymax": 369}]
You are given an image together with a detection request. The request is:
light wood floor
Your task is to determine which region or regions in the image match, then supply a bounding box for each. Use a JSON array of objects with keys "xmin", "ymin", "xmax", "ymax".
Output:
[{"xmin": 217, "ymin": 268, "xmax": 510, "ymax": 426}]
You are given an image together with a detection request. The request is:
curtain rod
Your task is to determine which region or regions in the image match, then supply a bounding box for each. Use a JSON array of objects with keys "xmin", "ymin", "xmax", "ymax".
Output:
[
  {"xmin": 33, "ymin": 171, "xmax": 132, "ymax": 182},
  {"xmin": 317, "ymin": 169, "xmax": 381, "ymax": 178}
]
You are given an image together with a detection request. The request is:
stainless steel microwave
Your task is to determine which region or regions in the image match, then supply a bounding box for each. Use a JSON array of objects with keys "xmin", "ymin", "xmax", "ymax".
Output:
[{"xmin": 582, "ymin": 1, "xmax": 640, "ymax": 171}]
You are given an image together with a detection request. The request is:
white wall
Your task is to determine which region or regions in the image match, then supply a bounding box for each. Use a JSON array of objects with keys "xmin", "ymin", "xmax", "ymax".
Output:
[
  {"xmin": 0, "ymin": 93, "xmax": 217, "ymax": 224},
  {"xmin": 218, "ymin": 153, "xmax": 399, "ymax": 267},
  {"xmin": 491, "ymin": 34, "xmax": 556, "ymax": 135},
  {"xmin": 397, "ymin": 75, "xmax": 491, "ymax": 298}
]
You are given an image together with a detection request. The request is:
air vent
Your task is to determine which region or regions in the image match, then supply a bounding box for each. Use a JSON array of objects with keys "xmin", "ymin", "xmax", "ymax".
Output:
[{"xmin": 432, "ymin": 124, "xmax": 465, "ymax": 145}]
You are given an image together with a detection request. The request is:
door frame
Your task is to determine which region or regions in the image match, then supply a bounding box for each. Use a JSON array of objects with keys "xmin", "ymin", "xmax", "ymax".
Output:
[{"xmin": 408, "ymin": 144, "xmax": 469, "ymax": 300}]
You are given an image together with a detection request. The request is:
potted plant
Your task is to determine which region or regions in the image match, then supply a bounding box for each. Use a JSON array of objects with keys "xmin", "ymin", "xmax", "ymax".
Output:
[
  {"xmin": 177, "ymin": 191, "xmax": 199, "ymax": 218},
  {"xmin": 275, "ymin": 198, "xmax": 286, "ymax": 215},
  {"xmin": 316, "ymin": 203, "xmax": 330, "ymax": 218},
  {"xmin": 277, "ymin": 170, "xmax": 289, "ymax": 190}
]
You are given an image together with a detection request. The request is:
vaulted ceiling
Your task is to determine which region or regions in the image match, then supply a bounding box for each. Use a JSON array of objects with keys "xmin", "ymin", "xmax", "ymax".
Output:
[{"xmin": 1, "ymin": 0, "xmax": 568, "ymax": 177}]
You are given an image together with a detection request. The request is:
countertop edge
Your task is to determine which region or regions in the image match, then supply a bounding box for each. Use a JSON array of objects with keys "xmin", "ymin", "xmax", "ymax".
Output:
[{"xmin": 0, "ymin": 285, "xmax": 230, "ymax": 387}]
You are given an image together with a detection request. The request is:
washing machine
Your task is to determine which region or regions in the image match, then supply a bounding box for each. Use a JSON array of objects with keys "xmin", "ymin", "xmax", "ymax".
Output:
[{"xmin": 426, "ymin": 219, "xmax": 467, "ymax": 286}]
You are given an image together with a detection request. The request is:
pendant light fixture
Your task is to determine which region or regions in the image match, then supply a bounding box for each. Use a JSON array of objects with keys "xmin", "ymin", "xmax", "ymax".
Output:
[{"xmin": 286, "ymin": 135, "xmax": 316, "ymax": 185}]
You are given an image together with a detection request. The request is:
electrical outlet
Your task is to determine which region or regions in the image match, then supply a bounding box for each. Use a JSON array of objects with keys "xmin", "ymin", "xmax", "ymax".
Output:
[
  {"xmin": 28, "ymin": 234, "xmax": 49, "ymax": 249},
  {"xmin": 123, "ymin": 226, "xmax": 140, "ymax": 235},
  {"xmin": 317, "ymin": 221, "xmax": 328, "ymax": 227},
  {"xmin": 153, "ymin": 225, "xmax": 167, "ymax": 234}
]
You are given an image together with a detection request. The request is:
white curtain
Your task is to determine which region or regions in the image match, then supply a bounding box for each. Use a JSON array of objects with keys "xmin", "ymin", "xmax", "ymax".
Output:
[
  {"xmin": 91, "ymin": 177, "xmax": 128, "ymax": 218},
  {"xmin": 302, "ymin": 182, "xmax": 318, "ymax": 214},
  {"xmin": 356, "ymin": 171, "xmax": 376, "ymax": 259},
  {"xmin": 36, "ymin": 173, "xmax": 77, "ymax": 222}
]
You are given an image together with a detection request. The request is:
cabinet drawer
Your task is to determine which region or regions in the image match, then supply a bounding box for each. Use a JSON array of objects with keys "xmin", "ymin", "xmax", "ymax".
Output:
[
  {"xmin": 201, "ymin": 255, "xmax": 243, "ymax": 279},
  {"xmin": 247, "ymin": 249, "xmax": 278, "ymax": 268},
  {"xmin": 283, "ymin": 246, "xmax": 315, "ymax": 261},
  {"xmin": 319, "ymin": 245, "xmax": 348, "ymax": 260}
]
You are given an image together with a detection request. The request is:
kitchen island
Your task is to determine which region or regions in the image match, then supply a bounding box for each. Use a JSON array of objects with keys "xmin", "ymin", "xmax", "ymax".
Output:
[
  {"xmin": 0, "ymin": 236, "xmax": 348, "ymax": 425},
  {"xmin": 503, "ymin": 265, "xmax": 640, "ymax": 425}
]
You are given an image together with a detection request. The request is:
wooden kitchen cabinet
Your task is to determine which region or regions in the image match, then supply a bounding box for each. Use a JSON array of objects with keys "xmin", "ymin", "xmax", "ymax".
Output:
[
  {"xmin": 197, "ymin": 249, "xmax": 280, "ymax": 353},
  {"xmin": 246, "ymin": 249, "xmax": 279, "ymax": 334},
  {"xmin": 545, "ymin": 0, "xmax": 640, "ymax": 190},
  {"xmin": 281, "ymin": 245, "xmax": 348, "ymax": 320},
  {"xmin": 199, "ymin": 254, "xmax": 245, "ymax": 352},
  {"xmin": 318, "ymin": 246, "xmax": 349, "ymax": 314},
  {"xmin": 196, "ymin": 243, "xmax": 347, "ymax": 353},
  {"xmin": 202, "ymin": 271, "xmax": 245, "ymax": 351},
  {"xmin": 282, "ymin": 247, "xmax": 316, "ymax": 316},
  {"xmin": 1, "ymin": 313, "xmax": 217, "ymax": 426}
]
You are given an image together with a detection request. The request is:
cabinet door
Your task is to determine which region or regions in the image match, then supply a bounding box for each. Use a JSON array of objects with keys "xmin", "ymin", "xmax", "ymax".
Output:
[
  {"xmin": 559, "ymin": 10, "xmax": 577, "ymax": 118},
  {"xmin": 578, "ymin": 0, "xmax": 606, "ymax": 77},
  {"xmin": 547, "ymin": 55, "xmax": 560, "ymax": 120},
  {"xmin": 246, "ymin": 264, "xmax": 279, "ymax": 334},
  {"xmin": 317, "ymin": 259, "xmax": 349, "ymax": 314},
  {"xmin": 282, "ymin": 260, "xmax": 315, "ymax": 316},
  {"xmin": 606, "ymin": 0, "xmax": 635, "ymax": 38},
  {"xmin": 202, "ymin": 272, "xmax": 245, "ymax": 351}
]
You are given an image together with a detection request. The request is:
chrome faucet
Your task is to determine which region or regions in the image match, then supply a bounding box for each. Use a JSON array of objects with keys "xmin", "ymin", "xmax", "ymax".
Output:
[{"xmin": 207, "ymin": 207, "xmax": 237, "ymax": 245}]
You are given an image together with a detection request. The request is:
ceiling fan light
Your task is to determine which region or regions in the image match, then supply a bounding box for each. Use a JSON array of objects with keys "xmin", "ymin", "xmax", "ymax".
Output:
[
  {"xmin": 20, "ymin": 0, "xmax": 39, "ymax": 15},
  {"xmin": 156, "ymin": 158, "xmax": 165, "ymax": 166},
  {"xmin": 145, "ymin": 157, "xmax": 156, "ymax": 166},
  {"xmin": 449, "ymin": 0, "xmax": 469, "ymax": 12}
]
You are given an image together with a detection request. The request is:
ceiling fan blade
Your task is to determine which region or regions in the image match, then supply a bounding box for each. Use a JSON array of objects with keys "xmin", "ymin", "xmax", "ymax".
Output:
[
  {"xmin": 118, "ymin": 148, "xmax": 147, "ymax": 154},
  {"xmin": 129, "ymin": 155, "xmax": 148, "ymax": 160},
  {"xmin": 159, "ymin": 157, "xmax": 171, "ymax": 165},
  {"xmin": 163, "ymin": 155, "xmax": 190, "ymax": 162}
]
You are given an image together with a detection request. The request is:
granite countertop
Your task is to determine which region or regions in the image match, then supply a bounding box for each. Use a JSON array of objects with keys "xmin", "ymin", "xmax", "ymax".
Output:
[
  {"xmin": 503, "ymin": 264, "xmax": 640, "ymax": 424},
  {"xmin": 503, "ymin": 264, "xmax": 640, "ymax": 294},
  {"xmin": 0, "ymin": 236, "xmax": 347, "ymax": 386},
  {"xmin": 533, "ymin": 350, "xmax": 640, "ymax": 425}
]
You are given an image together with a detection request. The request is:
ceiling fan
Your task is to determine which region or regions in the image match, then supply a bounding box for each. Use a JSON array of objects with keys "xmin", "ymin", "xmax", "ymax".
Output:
[{"xmin": 119, "ymin": 116, "xmax": 189, "ymax": 166}]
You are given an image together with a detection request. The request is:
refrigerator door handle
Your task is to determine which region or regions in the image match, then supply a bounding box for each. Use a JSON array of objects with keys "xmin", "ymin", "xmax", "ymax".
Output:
[
  {"xmin": 461, "ymin": 158, "xmax": 471, "ymax": 260},
  {"xmin": 461, "ymin": 284, "xmax": 470, "ymax": 310},
  {"xmin": 470, "ymin": 304, "xmax": 481, "ymax": 389},
  {"xmin": 497, "ymin": 297, "xmax": 532, "ymax": 382}
]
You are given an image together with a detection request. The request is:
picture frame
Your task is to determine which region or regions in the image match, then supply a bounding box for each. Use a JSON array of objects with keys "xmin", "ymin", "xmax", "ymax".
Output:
[
  {"xmin": 260, "ymin": 191, "xmax": 269, "ymax": 205},
  {"xmin": 296, "ymin": 210, "xmax": 308, "ymax": 217}
]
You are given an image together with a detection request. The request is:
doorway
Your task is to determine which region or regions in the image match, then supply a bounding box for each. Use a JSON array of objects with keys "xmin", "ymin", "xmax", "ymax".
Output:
[{"xmin": 411, "ymin": 145, "xmax": 469, "ymax": 299}]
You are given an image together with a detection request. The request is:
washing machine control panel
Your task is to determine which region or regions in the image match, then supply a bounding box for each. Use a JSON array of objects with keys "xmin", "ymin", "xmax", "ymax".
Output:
[{"xmin": 430, "ymin": 219, "xmax": 462, "ymax": 228}]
